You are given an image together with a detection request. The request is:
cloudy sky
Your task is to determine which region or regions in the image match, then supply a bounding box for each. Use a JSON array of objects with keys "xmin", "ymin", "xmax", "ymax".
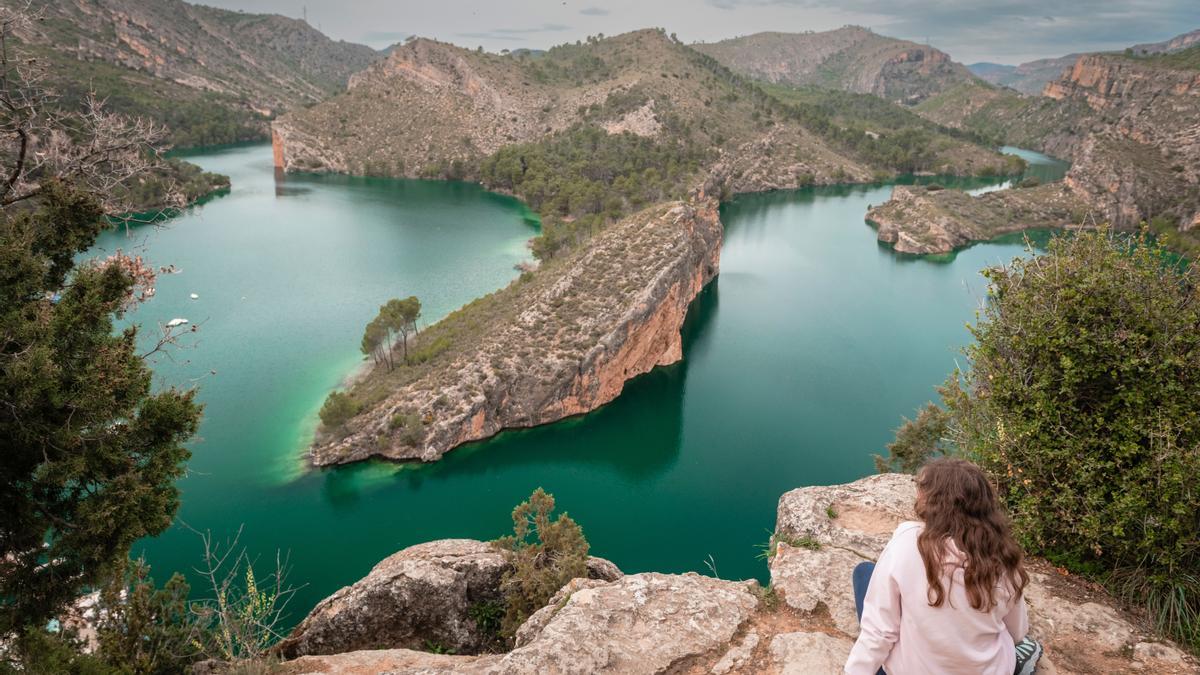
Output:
[{"xmin": 207, "ymin": 0, "xmax": 1199, "ymax": 65}]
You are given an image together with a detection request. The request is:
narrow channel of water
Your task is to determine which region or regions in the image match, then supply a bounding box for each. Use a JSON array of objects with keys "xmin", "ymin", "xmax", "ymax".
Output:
[{"xmin": 96, "ymin": 144, "xmax": 1066, "ymax": 625}]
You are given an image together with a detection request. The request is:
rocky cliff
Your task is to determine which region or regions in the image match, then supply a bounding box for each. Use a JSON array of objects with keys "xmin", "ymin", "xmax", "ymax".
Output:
[
  {"xmin": 866, "ymin": 182, "xmax": 1090, "ymax": 255},
  {"xmin": 694, "ymin": 27, "xmax": 976, "ymax": 104},
  {"xmin": 272, "ymin": 475, "xmax": 1195, "ymax": 674},
  {"xmin": 1041, "ymin": 50, "xmax": 1200, "ymax": 230},
  {"xmin": 309, "ymin": 199, "xmax": 721, "ymax": 466},
  {"xmin": 890, "ymin": 44, "xmax": 1200, "ymax": 251}
]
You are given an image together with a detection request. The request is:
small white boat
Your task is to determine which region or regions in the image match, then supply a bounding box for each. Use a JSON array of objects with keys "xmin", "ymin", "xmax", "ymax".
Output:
[
  {"xmin": 190, "ymin": 293, "xmax": 199, "ymax": 299},
  {"xmin": 165, "ymin": 318, "xmax": 189, "ymax": 328}
]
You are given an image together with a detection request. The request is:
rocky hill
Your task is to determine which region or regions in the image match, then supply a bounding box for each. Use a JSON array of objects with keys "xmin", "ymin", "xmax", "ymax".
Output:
[
  {"xmin": 896, "ymin": 41, "xmax": 1200, "ymax": 252},
  {"xmin": 21, "ymin": 0, "xmax": 379, "ymax": 147},
  {"xmin": 273, "ymin": 29, "xmax": 1010, "ymax": 184},
  {"xmin": 269, "ymin": 474, "xmax": 1195, "ymax": 674},
  {"xmin": 693, "ymin": 27, "xmax": 976, "ymax": 104},
  {"xmin": 1044, "ymin": 48, "xmax": 1200, "ymax": 229}
]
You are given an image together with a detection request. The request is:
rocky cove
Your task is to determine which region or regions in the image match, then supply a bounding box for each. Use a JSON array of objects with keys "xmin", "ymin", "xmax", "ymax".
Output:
[{"xmin": 268, "ymin": 474, "xmax": 1195, "ymax": 674}]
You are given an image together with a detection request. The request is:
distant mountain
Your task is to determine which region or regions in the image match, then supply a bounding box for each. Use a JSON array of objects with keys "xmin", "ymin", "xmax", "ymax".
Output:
[
  {"xmin": 692, "ymin": 27, "xmax": 976, "ymax": 104},
  {"xmin": 1130, "ymin": 28, "xmax": 1200, "ymax": 55},
  {"xmin": 971, "ymin": 29, "xmax": 1200, "ymax": 96},
  {"xmin": 967, "ymin": 62, "xmax": 1016, "ymax": 78},
  {"xmin": 970, "ymin": 55, "xmax": 1078, "ymax": 95},
  {"xmin": 21, "ymin": 0, "xmax": 380, "ymax": 147}
]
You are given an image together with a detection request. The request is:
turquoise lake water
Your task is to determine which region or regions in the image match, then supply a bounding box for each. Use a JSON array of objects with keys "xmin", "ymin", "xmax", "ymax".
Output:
[{"xmin": 91, "ymin": 143, "xmax": 1067, "ymax": 625}]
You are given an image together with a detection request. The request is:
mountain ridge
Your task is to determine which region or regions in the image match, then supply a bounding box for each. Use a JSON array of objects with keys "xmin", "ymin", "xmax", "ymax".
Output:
[{"xmin": 693, "ymin": 27, "xmax": 976, "ymax": 104}]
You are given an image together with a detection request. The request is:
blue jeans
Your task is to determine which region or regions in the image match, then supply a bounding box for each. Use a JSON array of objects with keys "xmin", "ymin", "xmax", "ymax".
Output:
[{"xmin": 853, "ymin": 561, "xmax": 887, "ymax": 675}]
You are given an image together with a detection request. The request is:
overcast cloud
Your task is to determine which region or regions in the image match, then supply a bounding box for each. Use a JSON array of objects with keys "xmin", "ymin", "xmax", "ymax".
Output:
[{"xmin": 204, "ymin": 0, "xmax": 1199, "ymax": 64}]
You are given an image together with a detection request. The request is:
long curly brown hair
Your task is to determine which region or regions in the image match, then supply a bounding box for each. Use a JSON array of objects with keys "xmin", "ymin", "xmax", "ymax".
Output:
[{"xmin": 915, "ymin": 458, "xmax": 1028, "ymax": 611}]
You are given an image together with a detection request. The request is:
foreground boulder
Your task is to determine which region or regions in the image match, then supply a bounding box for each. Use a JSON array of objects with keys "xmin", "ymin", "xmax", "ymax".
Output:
[
  {"xmin": 276, "ymin": 539, "xmax": 621, "ymax": 659},
  {"xmin": 279, "ymin": 476, "xmax": 1196, "ymax": 674}
]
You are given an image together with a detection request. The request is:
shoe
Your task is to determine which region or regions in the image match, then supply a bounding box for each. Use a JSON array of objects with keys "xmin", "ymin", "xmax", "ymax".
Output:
[{"xmin": 1014, "ymin": 636, "xmax": 1043, "ymax": 675}]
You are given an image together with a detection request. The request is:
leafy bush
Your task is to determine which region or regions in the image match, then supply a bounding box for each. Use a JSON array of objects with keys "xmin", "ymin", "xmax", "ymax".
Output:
[
  {"xmin": 319, "ymin": 391, "xmax": 360, "ymax": 428},
  {"xmin": 875, "ymin": 400, "xmax": 951, "ymax": 474},
  {"xmin": 94, "ymin": 560, "xmax": 198, "ymax": 674},
  {"xmin": 887, "ymin": 230, "xmax": 1200, "ymax": 647},
  {"xmin": 493, "ymin": 489, "xmax": 589, "ymax": 637},
  {"xmin": 389, "ymin": 410, "xmax": 425, "ymax": 447}
]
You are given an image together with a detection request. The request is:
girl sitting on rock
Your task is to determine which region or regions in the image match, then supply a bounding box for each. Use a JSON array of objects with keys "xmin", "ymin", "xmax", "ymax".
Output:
[{"xmin": 845, "ymin": 458, "xmax": 1043, "ymax": 675}]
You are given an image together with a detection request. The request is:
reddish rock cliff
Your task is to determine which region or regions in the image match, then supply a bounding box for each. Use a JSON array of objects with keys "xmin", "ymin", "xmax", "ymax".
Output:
[
  {"xmin": 310, "ymin": 199, "xmax": 723, "ymax": 466},
  {"xmin": 1043, "ymin": 52, "xmax": 1200, "ymax": 229}
]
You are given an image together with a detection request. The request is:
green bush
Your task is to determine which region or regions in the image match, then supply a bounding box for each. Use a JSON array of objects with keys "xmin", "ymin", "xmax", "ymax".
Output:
[
  {"xmin": 887, "ymin": 230, "xmax": 1200, "ymax": 647},
  {"xmin": 319, "ymin": 391, "xmax": 360, "ymax": 428},
  {"xmin": 389, "ymin": 410, "xmax": 425, "ymax": 447},
  {"xmin": 493, "ymin": 489, "xmax": 589, "ymax": 638}
]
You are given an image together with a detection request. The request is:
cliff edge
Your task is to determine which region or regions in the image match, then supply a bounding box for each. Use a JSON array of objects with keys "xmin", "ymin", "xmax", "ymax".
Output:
[{"xmin": 273, "ymin": 474, "xmax": 1194, "ymax": 674}]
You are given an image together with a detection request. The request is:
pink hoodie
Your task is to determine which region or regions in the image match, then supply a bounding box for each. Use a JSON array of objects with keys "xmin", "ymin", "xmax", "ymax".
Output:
[{"xmin": 845, "ymin": 522, "xmax": 1028, "ymax": 675}]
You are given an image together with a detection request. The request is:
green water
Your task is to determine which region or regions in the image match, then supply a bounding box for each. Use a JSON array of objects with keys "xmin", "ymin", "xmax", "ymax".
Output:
[{"xmin": 95, "ymin": 143, "xmax": 1066, "ymax": 626}]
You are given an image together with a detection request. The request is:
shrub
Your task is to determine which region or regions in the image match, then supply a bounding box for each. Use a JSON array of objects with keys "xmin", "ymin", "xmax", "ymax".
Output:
[
  {"xmin": 890, "ymin": 230, "xmax": 1200, "ymax": 647},
  {"xmin": 493, "ymin": 489, "xmax": 589, "ymax": 637},
  {"xmin": 389, "ymin": 410, "xmax": 425, "ymax": 447},
  {"xmin": 319, "ymin": 391, "xmax": 360, "ymax": 428},
  {"xmin": 875, "ymin": 400, "xmax": 951, "ymax": 473}
]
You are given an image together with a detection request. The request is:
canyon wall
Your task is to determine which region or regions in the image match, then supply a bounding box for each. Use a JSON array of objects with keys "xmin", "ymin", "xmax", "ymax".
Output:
[{"xmin": 1045, "ymin": 53, "xmax": 1200, "ymax": 229}]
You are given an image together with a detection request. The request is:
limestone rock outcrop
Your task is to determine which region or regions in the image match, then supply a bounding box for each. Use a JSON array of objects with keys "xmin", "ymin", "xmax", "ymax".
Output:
[
  {"xmin": 277, "ymin": 475, "xmax": 1195, "ymax": 674},
  {"xmin": 308, "ymin": 199, "xmax": 722, "ymax": 466},
  {"xmin": 866, "ymin": 182, "xmax": 1089, "ymax": 255},
  {"xmin": 276, "ymin": 539, "xmax": 622, "ymax": 660}
]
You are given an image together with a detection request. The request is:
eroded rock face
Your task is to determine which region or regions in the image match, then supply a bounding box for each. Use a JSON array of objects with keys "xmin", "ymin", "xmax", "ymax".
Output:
[
  {"xmin": 1041, "ymin": 52, "xmax": 1200, "ymax": 230},
  {"xmin": 309, "ymin": 199, "xmax": 723, "ymax": 466},
  {"xmin": 275, "ymin": 539, "xmax": 509, "ymax": 659},
  {"xmin": 491, "ymin": 573, "xmax": 760, "ymax": 673},
  {"xmin": 276, "ymin": 539, "xmax": 622, "ymax": 660},
  {"xmin": 867, "ymin": 182, "xmax": 1089, "ymax": 255}
]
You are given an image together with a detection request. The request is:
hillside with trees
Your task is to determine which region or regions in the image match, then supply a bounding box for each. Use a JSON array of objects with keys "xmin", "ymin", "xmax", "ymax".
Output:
[{"xmin": 20, "ymin": 0, "xmax": 379, "ymax": 147}]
